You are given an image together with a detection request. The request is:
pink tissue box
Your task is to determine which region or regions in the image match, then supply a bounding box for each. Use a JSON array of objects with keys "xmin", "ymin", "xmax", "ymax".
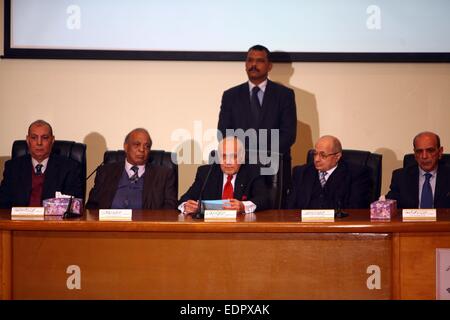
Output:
[
  {"xmin": 43, "ymin": 198, "xmax": 83, "ymax": 216},
  {"xmin": 370, "ymin": 199, "xmax": 397, "ymax": 220}
]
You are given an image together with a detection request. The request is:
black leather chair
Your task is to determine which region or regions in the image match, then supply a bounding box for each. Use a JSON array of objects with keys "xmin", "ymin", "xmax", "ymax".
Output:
[
  {"xmin": 102, "ymin": 150, "xmax": 178, "ymax": 199},
  {"xmin": 306, "ymin": 149, "xmax": 382, "ymax": 203},
  {"xmin": 11, "ymin": 140, "xmax": 87, "ymax": 200},
  {"xmin": 403, "ymin": 153, "xmax": 450, "ymax": 168},
  {"xmin": 209, "ymin": 149, "xmax": 284, "ymax": 209}
]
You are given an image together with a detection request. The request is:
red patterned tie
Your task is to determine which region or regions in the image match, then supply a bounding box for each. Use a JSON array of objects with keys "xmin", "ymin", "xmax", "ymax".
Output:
[{"xmin": 222, "ymin": 175, "xmax": 234, "ymax": 199}]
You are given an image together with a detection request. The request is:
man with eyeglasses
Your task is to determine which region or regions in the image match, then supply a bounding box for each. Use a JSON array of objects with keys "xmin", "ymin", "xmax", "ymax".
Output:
[
  {"xmin": 86, "ymin": 128, "xmax": 177, "ymax": 209},
  {"xmin": 287, "ymin": 135, "xmax": 371, "ymax": 210},
  {"xmin": 386, "ymin": 131, "xmax": 450, "ymax": 208},
  {"xmin": 0, "ymin": 120, "xmax": 83, "ymax": 208}
]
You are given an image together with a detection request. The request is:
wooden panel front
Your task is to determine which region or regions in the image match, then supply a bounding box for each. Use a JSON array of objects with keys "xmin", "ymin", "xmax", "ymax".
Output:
[
  {"xmin": 398, "ymin": 232, "xmax": 450, "ymax": 300},
  {"xmin": 13, "ymin": 231, "xmax": 391, "ymax": 299},
  {"xmin": 0, "ymin": 231, "xmax": 12, "ymax": 300}
]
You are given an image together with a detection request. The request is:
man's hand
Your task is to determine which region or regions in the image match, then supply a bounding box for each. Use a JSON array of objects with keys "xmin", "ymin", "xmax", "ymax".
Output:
[
  {"xmin": 183, "ymin": 200, "xmax": 199, "ymax": 214},
  {"xmin": 223, "ymin": 199, "xmax": 245, "ymax": 213}
]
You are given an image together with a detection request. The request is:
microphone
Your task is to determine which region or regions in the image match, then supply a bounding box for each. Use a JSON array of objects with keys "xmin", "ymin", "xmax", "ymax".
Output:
[
  {"xmin": 86, "ymin": 162, "xmax": 104, "ymax": 181},
  {"xmin": 334, "ymin": 199, "xmax": 349, "ymax": 218},
  {"xmin": 334, "ymin": 182, "xmax": 349, "ymax": 218},
  {"xmin": 63, "ymin": 196, "xmax": 81, "ymax": 219},
  {"xmin": 193, "ymin": 162, "xmax": 216, "ymax": 220}
]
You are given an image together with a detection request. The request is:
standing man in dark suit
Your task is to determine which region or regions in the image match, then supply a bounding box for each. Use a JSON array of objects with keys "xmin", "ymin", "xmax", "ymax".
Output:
[
  {"xmin": 386, "ymin": 131, "xmax": 450, "ymax": 208},
  {"xmin": 217, "ymin": 45, "xmax": 297, "ymax": 206},
  {"xmin": 0, "ymin": 120, "xmax": 83, "ymax": 208},
  {"xmin": 179, "ymin": 136, "xmax": 269, "ymax": 214},
  {"xmin": 86, "ymin": 128, "xmax": 177, "ymax": 209},
  {"xmin": 288, "ymin": 135, "xmax": 371, "ymax": 210}
]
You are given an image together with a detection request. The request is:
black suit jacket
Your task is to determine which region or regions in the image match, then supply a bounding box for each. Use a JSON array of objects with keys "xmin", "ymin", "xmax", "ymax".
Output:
[
  {"xmin": 178, "ymin": 164, "xmax": 270, "ymax": 211},
  {"xmin": 86, "ymin": 162, "xmax": 177, "ymax": 209},
  {"xmin": 0, "ymin": 154, "xmax": 83, "ymax": 208},
  {"xmin": 386, "ymin": 163, "xmax": 450, "ymax": 208},
  {"xmin": 217, "ymin": 80, "xmax": 297, "ymax": 157},
  {"xmin": 287, "ymin": 161, "xmax": 371, "ymax": 209}
]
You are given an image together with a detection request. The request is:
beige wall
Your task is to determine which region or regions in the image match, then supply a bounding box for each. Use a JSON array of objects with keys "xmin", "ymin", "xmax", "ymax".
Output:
[{"xmin": 1, "ymin": 1, "xmax": 450, "ymax": 199}]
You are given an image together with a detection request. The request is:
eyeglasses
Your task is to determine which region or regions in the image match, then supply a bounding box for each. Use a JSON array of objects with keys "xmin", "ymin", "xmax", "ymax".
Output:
[{"xmin": 312, "ymin": 151, "xmax": 340, "ymax": 160}]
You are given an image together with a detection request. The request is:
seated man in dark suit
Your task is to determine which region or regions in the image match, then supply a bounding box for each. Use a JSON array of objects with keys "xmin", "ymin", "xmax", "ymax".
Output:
[
  {"xmin": 0, "ymin": 120, "xmax": 83, "ymax": 208},
  {"xmin": 86, "ymin": 128, "xmax": 177, "ymax": 209},
  {"xmin": 386, "ymin": 131, "xmax": 450, "ymax": 208},
  {"xmin": 288, "ymin": 135, "xmax": 371, "ymax": 209},
  {"xmin": 179, "ymin": 136, "xmax": 270, "ymax": 214}
]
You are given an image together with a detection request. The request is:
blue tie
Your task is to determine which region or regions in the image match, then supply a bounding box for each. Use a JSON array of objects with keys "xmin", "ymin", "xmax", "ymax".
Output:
[
  {"xmin": 420, "ymin": 172, "xmax": 433, "ymax": 208},
  {"xmin": 250, "ymin": 86, "xmax": 261, "ymax": 120}
]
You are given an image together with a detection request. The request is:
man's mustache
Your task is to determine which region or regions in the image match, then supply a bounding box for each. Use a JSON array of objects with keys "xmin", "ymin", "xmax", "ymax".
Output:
[{"xmin": 248, "ymin": 66, "xmax": 259, "ymax": 72}]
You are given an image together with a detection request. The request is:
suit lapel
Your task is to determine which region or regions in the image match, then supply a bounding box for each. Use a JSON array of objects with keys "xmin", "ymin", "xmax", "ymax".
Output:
[
  {"xmin": 239, "ymin": 82, "xmax": 253, "ymax": 129},
  {"xmin": 301, "ymin": 165, "xmax": 318, "ymax": 208},
  {"xmin": 142, "ymin": 163, "xmax": 155, "ymax": 208},
  {"xmin": 106, "ymin": 163, "xmax": 125, "ymax": 208},
  {"xmin": 20, "ymin": 155, "xmax": 33, "ymax": 202},
  {"xmin": 259, "ymin": 80, "xmax": 276, "ymax": 127},
  {"xmin": 434, "ymin": 165, "xmax": 449, "ymax": 206},
  {"xmin": 406, "ymin": 166, "xmax": 420, "ymax": 207},
  {"xmin": 326, "ymin": 163, "xmax": 346, "ymax": 191},
  {"xmin": 211, "ymin": 166, "xmax": 224, "ymax": 199},
  {"xmin": 234, "ymin": 166, "xmax": 250, "ymax": 200},
  {"xmin": 42, "ymin": 155, "xmax": 58, "ymax": 200}
]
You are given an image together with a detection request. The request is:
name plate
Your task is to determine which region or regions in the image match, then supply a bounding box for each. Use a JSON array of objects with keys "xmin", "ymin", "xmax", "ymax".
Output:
[
  {"xmin": 99, "ymin": 209, "xmax": 132, "ymax": 221},
  {"xmin": 402, "ymin": 209, "xmax": 436, "ymax": 221},
  {"xmin": 11, "ymin": 207, "xmax": 45, "ymax": 219},
  {"xmin": 301, "ymin": 209, "xmax": 335, "ymax": 222},
  {"xmin": 204, "ymin": 210, "xmax": 237, "ymax": 221}
]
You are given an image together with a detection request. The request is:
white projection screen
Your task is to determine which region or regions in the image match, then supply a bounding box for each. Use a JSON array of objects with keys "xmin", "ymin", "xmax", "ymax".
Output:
[{"xmin": 3, "ymin": 0, "xmax": 450, "ymax": 62}]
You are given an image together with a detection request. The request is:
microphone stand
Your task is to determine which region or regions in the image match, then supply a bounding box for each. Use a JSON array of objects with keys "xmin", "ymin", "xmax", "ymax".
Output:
[
  {"xmin": 193, "ymin": 163, "xmax": 215, "ymax": 220},
  {"xmin": 86, "ymin": 162, "xmax": 104, "ymax": 180},
  {"xmin": 334, "ymin": 199, "xmax": 349, "ymax": 218},
  {"xmin": 63, "ymin": 196, "xmax": 81, "ymax": 219}
]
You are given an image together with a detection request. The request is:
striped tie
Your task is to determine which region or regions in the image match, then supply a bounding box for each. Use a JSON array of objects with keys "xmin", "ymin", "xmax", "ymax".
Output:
[
  {"xmin": 130, "ymin": 166, "xmax": 139, "ymax": 183},
  {"xmin": 319, "ymin": 171, "xmax": 328, "ymax": 188}
]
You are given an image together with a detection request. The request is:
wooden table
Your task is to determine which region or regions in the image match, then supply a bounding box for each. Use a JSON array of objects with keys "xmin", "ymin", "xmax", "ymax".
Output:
[{"xmin": 1, "ymin": 209, "xmax": 449, "ymax": 300}]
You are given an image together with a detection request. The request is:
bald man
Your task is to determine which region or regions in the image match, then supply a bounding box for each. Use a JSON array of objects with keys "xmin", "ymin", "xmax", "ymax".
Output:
[
  {"xmin": 386, "ymin": 131, "xmax": 450, "ymax": 208},
  {"xmin": 179, "ymin": 136, "xmax": 270, "ymax": 214},
  {"xmin": 86, "ymin": 128, "xmax": 177, "ymax": 209},
  {"xmin": 287, "ymin": 135, "xmax": 371, "ymax": 210}
]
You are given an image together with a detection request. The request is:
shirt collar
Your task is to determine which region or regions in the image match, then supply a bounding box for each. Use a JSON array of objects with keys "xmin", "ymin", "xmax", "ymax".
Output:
[
  {"xmin": 222, "ymin": 173, "xmax": 237, "ymax": 183},
  {"xmin": 125, "ymin": 160, "xmax": 146, "ymax": 178},
  {"xmin": 319, "ymin": 165, "xmax": 338, "ymax": 178},
  {"xmin": 248, "ymin": 79, "xmax": 268, "ymax": 93},
  {"xmin": 31, "ymin": 157, "xmax": 49, "ymax": 174},
  {"xmin": 419, "ymin": 166, "xmax": 437, "ymax": 177}
]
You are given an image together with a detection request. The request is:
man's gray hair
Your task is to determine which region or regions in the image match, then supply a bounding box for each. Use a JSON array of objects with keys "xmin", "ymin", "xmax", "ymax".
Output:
[
  {"xmin": 124, "ymin": 128, "xmax": 152, "ymax": 148},
  {"xmin": 28, "ymin": 119, "xmax": 53, "ymax": 136}
]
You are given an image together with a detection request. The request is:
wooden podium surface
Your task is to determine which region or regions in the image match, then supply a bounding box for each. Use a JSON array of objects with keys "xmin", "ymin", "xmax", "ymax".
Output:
[{"xmin": 1, "ymin": 209, "xmax": 449, "ymax": 300}]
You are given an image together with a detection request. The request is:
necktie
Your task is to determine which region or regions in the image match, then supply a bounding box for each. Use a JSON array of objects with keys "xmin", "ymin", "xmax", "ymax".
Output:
[
  {"xmin": 130, "ymin": 166, "xmax": 139, "ymax": 183},
  {"xmin": 319, "ymin": 171, "xmax": 328, "ymax": 188},
  {"xmin": 222, "ymin": 175, "xmax": 234, "ymax": 200},
  {"xmin": 420, "ymin": 172, "xmax": 433, "ymax": 208},
  {"xmin": 35, "ymin": 164, "xmax": 43, "ymax": 176},
  {"xmin": 250, "ymin": 86, "xmax": 261, "ymax": 120}
]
